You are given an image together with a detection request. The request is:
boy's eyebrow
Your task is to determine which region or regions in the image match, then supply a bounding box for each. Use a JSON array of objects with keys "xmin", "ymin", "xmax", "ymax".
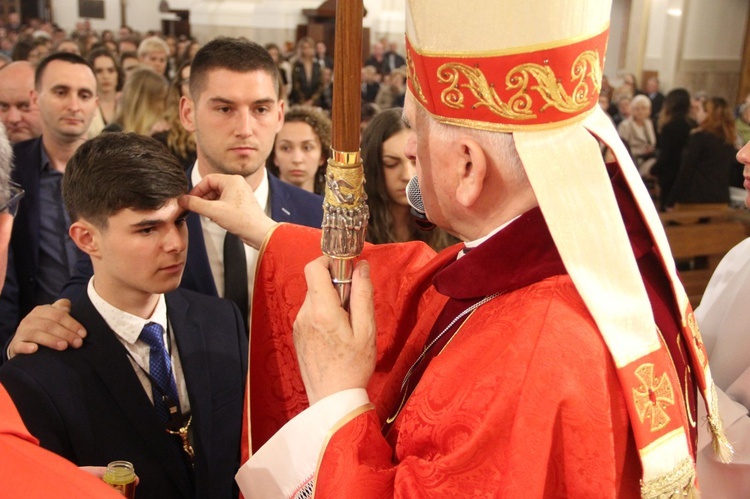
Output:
[
  {"xmin": 207, "ymin": 96, "xmax": 276, "ymax": 106},
  {"xmin": 131, "ymin": 210, "xmax": 189, "ymax": 227},
  {"xmin": 206, "ymin": 96, "xmax": 235, "ymax": 106}
]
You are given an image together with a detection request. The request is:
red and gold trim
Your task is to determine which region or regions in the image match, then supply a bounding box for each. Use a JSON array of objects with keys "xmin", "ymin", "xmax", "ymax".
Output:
[
  {"xmin": 619, "ymin": 346, "xmax": 690, "ymax": 450},
  {"xmin": 406, "ymin": 26, "xmax": 609, "ymax": 131}
]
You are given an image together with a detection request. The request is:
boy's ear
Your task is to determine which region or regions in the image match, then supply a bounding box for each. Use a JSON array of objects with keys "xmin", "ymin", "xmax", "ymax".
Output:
[
  {"xmin": 69, "ymin": 220, "xmax": 101, "ymax": 257},
  {"xmin": 179, "ymin": 95, "xmax": 195, "ymax": 133}
]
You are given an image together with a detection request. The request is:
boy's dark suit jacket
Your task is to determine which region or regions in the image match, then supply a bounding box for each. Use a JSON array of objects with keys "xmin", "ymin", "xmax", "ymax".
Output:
[{"xmin": 0, "ymin": 288, "xmax": 248, "ymax": 498}]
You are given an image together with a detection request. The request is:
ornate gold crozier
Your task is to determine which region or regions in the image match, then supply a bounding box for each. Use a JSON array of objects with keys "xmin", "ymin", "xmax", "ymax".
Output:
[{"xmin": 321, "ymin": 0, "xmax": 368, "ymax": 309}]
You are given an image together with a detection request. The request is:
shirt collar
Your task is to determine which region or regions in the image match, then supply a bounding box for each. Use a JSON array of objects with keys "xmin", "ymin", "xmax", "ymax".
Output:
[
  {"xmin": 87, "ymin": 277, "xmax": 168, "ymax": 346},
  {"xmin": 191, "ymin": 160, "xmax": 270, "ymax": 212},
  {"xmin": 434, "ymin": 207, "xmax": 566, "ymax": 299},
  {"xmin": 459, "ymin": 215, "xmax": 520, "ymax": 259}
]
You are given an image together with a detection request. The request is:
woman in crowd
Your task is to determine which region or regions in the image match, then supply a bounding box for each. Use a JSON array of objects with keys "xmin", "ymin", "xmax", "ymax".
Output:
[
  {"xmin": 617, "ymin": 94, "xmax": 656, "ymax": 174},
  {"xmin": 265, "ymin": 43, "xmax": 291, "ymax": 99},
  {"xmin": 668, "ymin": 97, "xmax": 740, "ymax": 206},
  {"xmin": 362, "ymin": 108, "xmax": 456, "ymax": 251},
  {"xmin": 652, "ymin": 88, "xmax": 695, "ymax": 211},
  {"xmin": 119, "ymin": 51, "xmax": 141, "ymax": 82},
  {"xmin": 289, "ymin": 37, "xmax": 323, "ymax": 106},
  {"xmin": 268, "ymin": 105, "xmax": 331, "ymax": 195},
  {"xmin": 153, "ymin": 60, "xmax": 196, "ymax": 169},
  {"xmin": 54, "ymin": 38, "xmax": 81, "ymax": 55},
  {"xmin": 114, "ymin": 68, "xmax": 168, "ymax": 136},
  {"xmin": 86, "ymin": 48, "xmax": 123, "ymax": 138}
]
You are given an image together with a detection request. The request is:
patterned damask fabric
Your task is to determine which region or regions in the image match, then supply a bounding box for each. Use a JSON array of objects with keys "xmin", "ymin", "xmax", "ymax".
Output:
[
  {"xmin": 242, "ymin": 191, "xmax": 685, "ymax": 496},
  {"xmin": 314, "ymin": 274, "xmax": 641, "ymax": 498},
  {"xmin": 245, "ymin": 224, "xmax": 447, "ymax": 455}
]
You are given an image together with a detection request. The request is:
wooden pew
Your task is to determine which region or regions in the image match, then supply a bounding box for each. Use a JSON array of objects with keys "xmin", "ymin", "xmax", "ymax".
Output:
[{"xmin": 660, "ymin": 205, "xmax": 749, "ymax": 307}]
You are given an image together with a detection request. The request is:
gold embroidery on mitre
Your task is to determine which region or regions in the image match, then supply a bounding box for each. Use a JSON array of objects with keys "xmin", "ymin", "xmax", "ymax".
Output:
[
  {"xmin": 407, "ymin": 50, "xmax": 428, "ymax": 104},
  {"xmin": 435, "ymin": 50, "xmax": 602, "ymax": 121},
  {"xmin": 437, "ymin": 63, "xmax": 533, "ymax": 120},
  {"xmin": 686, "ymin": 312, "xmax": 706, "ymax": 366},
  {"xmin": 632, "ymin": 363, "xmax": 675, "ymax": 432}
]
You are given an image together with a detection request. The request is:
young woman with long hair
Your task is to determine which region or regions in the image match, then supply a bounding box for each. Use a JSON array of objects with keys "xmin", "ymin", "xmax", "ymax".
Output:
[
  {"xmin": 115, "ymin": 68, "xmax": 169, "ymax": 136},
  {"xmin": 667, "ymin": 97, "xmax": 741, "ymax": 206},
  {"xmin": 152, "ymin": 60, "xmax": 196, "ymax": 169},
  {"xmin": 362, "ymin": 108, "xmax": 456, "ymax": 251},
  {"xmin": 86, "ymin": 48, "xmax": 123, "ymax": 138},
  {"xmin": 267, "ymin": 105, "xmax": 331, "ymax": 195}
]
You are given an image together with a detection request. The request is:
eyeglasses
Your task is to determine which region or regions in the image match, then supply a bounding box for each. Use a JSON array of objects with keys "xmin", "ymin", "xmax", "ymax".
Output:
[{"xmin": 0, "ymin": 182, "xmax": 24, "ymax": 217}]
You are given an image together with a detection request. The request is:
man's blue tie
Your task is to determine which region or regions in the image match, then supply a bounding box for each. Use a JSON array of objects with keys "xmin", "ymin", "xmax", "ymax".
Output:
[{"xmin": 139, "ymin": 322, "xmax": 180, "ymax": 424}]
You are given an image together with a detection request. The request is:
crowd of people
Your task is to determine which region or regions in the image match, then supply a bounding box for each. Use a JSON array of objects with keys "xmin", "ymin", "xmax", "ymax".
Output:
[
  {"xmin": 0, "ymin": 3, "xmax": 748, "ymax": 498},
  {"xmin": 601, "ymin": 74, "xmax": 746, "ymax": 210}
]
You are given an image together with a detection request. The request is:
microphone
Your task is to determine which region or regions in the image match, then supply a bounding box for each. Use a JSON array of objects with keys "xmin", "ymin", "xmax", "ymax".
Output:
[{"xmin": 406, "ymin": 176, "xmax": 436, "ymax": 230}]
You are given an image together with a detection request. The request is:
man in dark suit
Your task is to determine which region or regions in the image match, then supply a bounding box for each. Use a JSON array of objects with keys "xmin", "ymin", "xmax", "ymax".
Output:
[
  {"xmin": 645, "ymin": 76, "xmax": 665, "ymax": 127},
  {"xmin": 7, "ymin": 38, "xmax": 323, "ymax": 357},
  {"xmin": 0, "ymin": 132, "xmax": 247, "ymax": 498},
  {"xmin": 0, "ymin": 52, "xmax": 99, "ymax": 347}
]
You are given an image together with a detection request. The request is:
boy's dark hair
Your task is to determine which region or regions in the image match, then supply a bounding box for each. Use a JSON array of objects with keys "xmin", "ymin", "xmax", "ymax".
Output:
[
  {"xmin": 189, "ymin": 37, "xmax": 279, "ymax": 100},
  {"xmin": 35, "ymin": 51, "xmax": 91, "ymax": 89},
  {"xmin": 63, "ymin": 132, "xmax": 188, "ymax": 228}
]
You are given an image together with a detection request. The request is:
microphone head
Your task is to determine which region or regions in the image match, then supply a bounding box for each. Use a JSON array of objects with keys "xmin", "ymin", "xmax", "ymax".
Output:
[
  {"xmin": 406, "ymin": 175, "xmax": 436, "ymax": 231},
  {"xmin": 406, "ymin": 176, "xmax": 425, "ymax": 214}
]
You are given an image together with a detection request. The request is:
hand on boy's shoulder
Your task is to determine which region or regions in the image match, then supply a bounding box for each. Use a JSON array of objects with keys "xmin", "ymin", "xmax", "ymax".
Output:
[{"xmin": 8, "ymin": 299, "xmax": 87, "ymax": 359}]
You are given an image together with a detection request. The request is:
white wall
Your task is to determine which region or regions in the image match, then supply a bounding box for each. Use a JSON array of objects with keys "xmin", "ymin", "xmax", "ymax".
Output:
[
  {"xmin": 51, "ymin": 0, "xmax": 197, "ymax": 33},
  {"xmin": 683, "ymin": 0, "xmax": 747, "ymax": 61}
]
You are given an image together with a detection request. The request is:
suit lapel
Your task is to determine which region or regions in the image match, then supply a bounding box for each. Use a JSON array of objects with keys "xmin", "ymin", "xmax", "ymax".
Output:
[
  {"xmin": 72, "ymin": 295, "xmax": 193, "ymax": 497},
  {"xmin": 268, "ymin": 173, "xmax": 293, "ymax": 223},
  {"xmin": 183, "ymin": 211, "xmax": 218, "ymax": 296},
  {"xmin": 167, "ymin": 291, "xmax": 213, "ymax": 462},
  {"xmin": 181, "ymin": 168, "xmax": 219, "ymax": 297},
  {"xmin": 12, "ymin": 138, "xmax": 43, "ymax": 271}
]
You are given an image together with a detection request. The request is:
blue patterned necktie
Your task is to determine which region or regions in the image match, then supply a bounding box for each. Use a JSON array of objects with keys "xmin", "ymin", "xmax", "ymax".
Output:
[{"xmin": 139, "ymin": 322, "xmax": 180, "ymax": 424}]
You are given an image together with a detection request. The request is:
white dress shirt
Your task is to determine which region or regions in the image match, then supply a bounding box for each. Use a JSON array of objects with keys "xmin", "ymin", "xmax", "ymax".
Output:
[
  {"xmin": 87, "ymin": 277, "xmax": 190, "ymax": 415},
  {"xmin": 190, "ymin": 163, "xmax": 270, "ymax": 314}
]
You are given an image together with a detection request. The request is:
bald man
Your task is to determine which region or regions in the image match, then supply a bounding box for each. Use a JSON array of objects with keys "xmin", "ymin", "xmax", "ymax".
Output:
[{"xmin": 0, "ymin": 61, "xmax": 42, "ymax": 144}]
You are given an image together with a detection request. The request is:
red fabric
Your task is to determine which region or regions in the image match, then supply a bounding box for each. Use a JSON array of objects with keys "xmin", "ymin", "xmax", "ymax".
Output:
[
  {"xmin": 405, "ymin": 28, "xmax": 609, "ymax": 129},
  {"xmin": 243, "ymin": 216, "xmax": 643, "ymax": 497},
  {"xmin": 245, "ymin": 225, "xmax": 450, "ymax": 455},
  {"xmin": 0, "ymin": 383, "xmax": 121, "ymax": 498},
  {"xmin": 317, "ymin": 274, "xmax": 641, "ymax": 497},
  {"xmin": 240, "ymin": 164, "xmax": 695, "ymax": 495}
]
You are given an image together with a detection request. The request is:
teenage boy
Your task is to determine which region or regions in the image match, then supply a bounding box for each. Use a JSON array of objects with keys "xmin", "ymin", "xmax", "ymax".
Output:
[{"xmin": 0, "ymin": 132, "xmax": 247, "ymax": 499}]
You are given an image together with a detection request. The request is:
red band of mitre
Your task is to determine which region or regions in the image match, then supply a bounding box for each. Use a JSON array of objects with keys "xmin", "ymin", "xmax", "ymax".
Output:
[{"xmin": 406, "ymin": 26, "xmax": 610, "ymax": 132}]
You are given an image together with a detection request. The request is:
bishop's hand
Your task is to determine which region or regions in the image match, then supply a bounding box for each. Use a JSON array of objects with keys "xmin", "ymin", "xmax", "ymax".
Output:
[
  {"xmin": 293, "ymin": 257, "xmax": 376, "ymax": 406},
  {"xmin": 179, "ymin": 173, "xmax": 277, "ymax": 250}
]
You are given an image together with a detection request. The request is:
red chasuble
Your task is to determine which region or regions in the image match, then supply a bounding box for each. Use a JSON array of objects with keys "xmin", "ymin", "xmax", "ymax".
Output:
[
  {"xmin": 0, "ymin": 384, "xmax": 122, "ymax": 498},
  {"xmin": 242, "ymin": 166, "xmax": 695, "ymax": 497}
]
